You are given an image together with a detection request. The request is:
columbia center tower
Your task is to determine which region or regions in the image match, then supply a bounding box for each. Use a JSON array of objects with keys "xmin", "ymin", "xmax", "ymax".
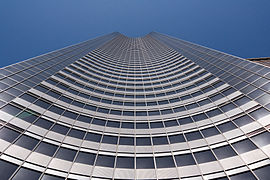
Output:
[{"xmin": 0, "ymin": 32, "xmax": 270, "ymax": 180}]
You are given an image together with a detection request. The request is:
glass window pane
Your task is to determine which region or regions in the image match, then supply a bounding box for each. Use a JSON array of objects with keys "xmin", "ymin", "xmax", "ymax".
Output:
[
  {"xmin": 75, "ymin": 152, "xmax": 96, "ymax": 165},
  {"xmin": 169, "ymin": 134, "xmax": 185, "ymax": 144},
  {"xmin": 136, "ymin": 157, "xmax": 155, "ymax": 169},
  {"xmin": 55, "ymin": 147, "xmax": 77, "ymax": 161},
  {"xmin": 229, "ymin": 171, "xmax": 256, "ymax": 180},
  {"xmin": 174, "ymin": 153, "xmax": 196, "ymax": 166},
  {"xmin": 253, "ymin": 165, "xmax": 270, "ymax": 180},
  {"xmin": 12, "ymin": 167, "xmax": 41, "ymax": 180},
  {"xmin": 232, "ymin": 139, "xmax": 257, "ymax": 154},
  {"xmin": 116, "ymin": 156, "xmax": 134, "ymax": 169},
  {"xmin": 194, "ymin": 150, "xmax": 216, "ymax": 163},
  {"xmin": 213, "ymin": 145, "xmax": 237, "ymax": 159},
  {"xmin": 119, "ymin": 136, "xmax": 134, "ymax": 145},
  {"xmin": 0, "ymin": 127, "xmax": 20, "ymax": 142},
  {"xmin": 136, "ymin": 137, "xmax": 151, "ymax": 146},
  {"xmin": 0, "ymin": 159, "xmax": 18, "ymax": 180},
  {"xmin": 152, "ymin": 136, "xmax": 168, "ymax": 145},
  {"xmin": 96, "ymin": 155, "xmax": 115, "ymax": 168},
  {"xmin": 155, "ymin": 156, "xmax": 175, "ymax": 168},
  {"xmin": 15, "ymin": 135, "xmax": 39, "ymax": 150},
  {"xmin": 251, "ymin": 132, "xmax": 270, "ymax": 147},
  {"xmin": 35, "ymin": 142, "xmax": 58, "ymax": 156}
]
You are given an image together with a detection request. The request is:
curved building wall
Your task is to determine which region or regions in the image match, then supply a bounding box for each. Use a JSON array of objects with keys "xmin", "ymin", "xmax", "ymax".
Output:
[{"xmin": 0, "ymin": 32, "xmax": 270, "ymax": 180}]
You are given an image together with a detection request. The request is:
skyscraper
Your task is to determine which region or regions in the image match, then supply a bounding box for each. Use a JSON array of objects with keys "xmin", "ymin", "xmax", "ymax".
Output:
[{"xmin": 0, "ymin": 32, "xmax": 270, "ymax": 180}]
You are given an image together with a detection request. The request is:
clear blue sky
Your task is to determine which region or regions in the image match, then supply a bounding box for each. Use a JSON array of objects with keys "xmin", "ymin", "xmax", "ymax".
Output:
[{"xmin": 1, "ymin": 0, "xmax": 270, "ymax": 67}]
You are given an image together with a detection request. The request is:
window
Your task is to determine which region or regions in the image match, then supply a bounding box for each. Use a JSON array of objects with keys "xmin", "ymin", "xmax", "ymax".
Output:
[
  {"xmin": 136, "ymin": 111, "xmax": 147, "ymax": 116},
  {"xmin": 34, "ymin": 99, "xmax": 51, "ymax": 109},
  {"xmin": 136, "ymin": 122, "xmax": 149, "ymax": 129},
  {"xmin": 106, "ymin": 121, "xmax": 120, "ymax": 128},
  {"xmin": 174, "ymin": 153, "xmax": 196, "ymax": 166},
  {"xmin": 75, "ymin": 152, "xmax": 96, "ymax": 165},
  {"xmin": 220, "ymin": 103, "xmax": 237, "ymax": 112},
  {"xmin": 12, "ymin": 167, "xmax": 41, "ymax": 180},
  {"xmin": 194, "ymin": 150, "xmax": 216, "ymax": 163},
  {"xmin": 233, "ymin": 115, "xmax": 253, "ymax": 127},
  {"xmin": 253, "ymin": 165, "xmax": 270, "ymax": 180},
  {"xmin": 178, "ymin": 117, "xmax": 193, "ymax": 125},
  {"xmin": 96, "ymin": 155, "xmax": 115, "ymax": 168},
  {"xmin": 155, "ymin": 156, "xmax": 175, "ymax": 168},
  {"xmin": 15, "ymin": 135, "xmax": 39, "ymax": 150},
  {"xmin": 136, "ymin": 157, "xmax": 155, "ymax": 169},
  {"xmin": 55, "ymin": 147, "xmax": 77, "ymax": 161},
  {"xmin": 68, "ymin": 129, "xmax": 85, "ymax": 139},
  {"xmin": 250, "ymin": 107, "xmax": 269, "ymax": 120},
  {"xmin": 217, "ymin": 121, "xmax": 237, "ymax": 133},
  {"xmin": 150, "ymin": 121, "xmax": 164, "ymax": 128},
  {"xmin": 0, "ymin": 160, "xmax": 18, "ymax": 180},
  {"xmin": 35, "ymin": 142, "xmax": 58, "ymax": 156},
  {"xmin": 116, "ymin": 156, "xmax": 134, "ymax": 169},
  {"xmin": 1, "ymin": 104, "xmax": 21, "ymax": 115},
  {"xmin": 62, "ymin": 110, "xmax": 78, "ymax": 120},
  {"xmin": 213, "ymin": 145, "xmax": 237, "ymax": 159},
  {"xmin": 102, "ymin": 135, "xmax": 118, "ymax": 144},
  {"xmin": 92, "ymin": 118, "xmax": 106, "ymax": 126},
  {"xmin": 185, "ymin": 131, "xmax": 202, "ymax": 141},
  {"xmin": 232, "ymin": 139, "xmax": 257, "ymax": 154},
  {"xmin": 51, "ymin": 124, "xmax": 69, "ymax": 135},
  {"xmin": 41, "ymin": 174, "xmax": 63, "ymax": 180},
  {"xmin": 169, "ymin": 134, "xmax": 185, "ymax": 144},
  {"xmin": 77, "ymin": 114, "xmax": 91, "ymax": 123},
  {"xmin": 192, "ymin": 113, "xmax": 207, "ymax": 122},
  {"xmin": 121, "ymin": 122, "xmax": 134, "ymax": 129},
  {"xmin": 164, "ymin": 120, "xmax": 178, "ymax": 127},
  {"xmin": 136, "ymin": 137, "xmax": 151, "ymax": 146},
  {"xmin": 206, "ymin": 108, "xmax": 222, "ymax": 117},
  {"xmin": 251, "ymin": 132, "xmax": 270, "ymax": 147},
  {"xmin": 201, "ymin": 127, "xmax": 219, "ymax": 137},
  {"xmin": 152, "ymin": 136, "xmax": 168, "ymax": 145},
  {"xmin": 229, "ymin": 171, "xmax": 256, "ymax": 180},
  {"xmin": 118, "ymin": 136, "xmax": 133, "ymax": 146},
  {"xmin": 0, "ymin": 127, "xmax": 20, "ymax": 142},
  {"xmin": 48, "ymin": 105, "xmax": 64, "ymax": 115},
  {"xmin": 85, "ymin": 132, "xmax": 102, "ymax": 143}
]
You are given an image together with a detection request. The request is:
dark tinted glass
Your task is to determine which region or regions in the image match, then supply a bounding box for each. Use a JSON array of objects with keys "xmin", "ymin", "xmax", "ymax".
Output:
[
  {"xmin": 169, "ymin": 134, "xmax": 185, "ymax": 143},
  {"xmin": 0, "ymin": 159, "xmax": 18, "ymax": 180},
  {"xmin": 229, "ymin": 171, "xmax": 256, "ymax": 180},
  {"xmin": 0, "ymin": 127, "xmax": 20, "ymax": 142},
  {"xmin": 102, "ymin": 135, "xmax": 118, "ymax": 144},
  {"xmin": 121, "ymin": 122, "xmax": 134, "ymax": 129},
  {"xmin": 213, "ymin": 145, "xmax": 237, "ymax": 159},
  {"xmin": 194, "ymin": 150, "xmax": 216, "ymax": 163},
  {"xmin": 150, "ymin": 121, "xmax": 164, "ymax": 128},
  {"xmin": 1, "ymin": 104, "xmax": 21, "ymax": 115},
  {"xmin": 152, "ymin": 136, "xmax": 168, "ymax": 145},
  {"xmin": 68, "ymin": 129, "xmax": 85, "ymax": 139},
  {"xmin": 155, "ymin": 156, "xmax": 175, "ymax": 168},
  {"xmin": 15, "ymin": 135, "xmax": 39, "ymax": 150},
  {"xmin": 12, "ymin": 167, "xmax": 41, "ymax": 180},
  {"xmin": 136, "ymin": 122, "xmax": 149, "ymax": 129},
  {"xmin": 92, "ymin": 118, "xmax": 106, "ymax": 126},
  {"xmin": 253, "ymin": 165, "xmax": 270, "ymax": 180},
  {"xmin": 178, "ymin": 117, "xmax": 193, "ymax": 125},
  {"xmin": 77, "ymin": 114, "xmax": 91, "ymax": 123},
  {"xmin": 136, "ymin": 137, "xmax": 151, "ymax": 146},
  {"xmin": 164, "ymin": 120, "xmax": 178, "ymax": 127},
  {"xmin": 106, "ymin": 121, "xmax": 120, "ymax": 128},
  {"xmin": 119, "ymin": 136, "xmax": 134, "ymax": 145},
  {"xmin": 201, "ymin": 127, "xmax": 219, "ymax": 137},
  {"xmin": 35, "ymin": 142, "xmax": 58, "ymax": 156},
  {"xmin": 34, "ymin": 99, "xmax": 51, "ymax": 109},
  {"xmin": 48, "ymin": 105, "xmax": 64, "ymax": 115},
  {"xmin": 249, "ymin": 107, "xmax": 269, "ymax": 120},
  {"xmin": 136, "ymin": 157, "xmax": 155, "ymax": 169},
  {"xmin": 217, "ymin": 121, "xmax": 237, "ymax": 133},
  {"xmin": 85, "ymin": 133, "xmax": 102, "ymax": 142},
  {"xmin": 34, "ymin": 118, "xmax": 53, "ymax": 129},
  {"xmin": 175, "ymin": 153, "xmax": 196, "ymax": 166},
  {"xmin": 232, "ymin": 139, "xmax": 257, "ymax": 154},
  {"xmin": 96, "ymin": 155, "xmax": 115, "ymax": 168},
  {"xmin": 51, "ymin": 124, "xmax": 69, "ymax": 135},
  {"xmin": 116, "ymin": 156, "xmax": 134, "ymax": 168},
  {"xmin": 233, "ymin": 115, "xmax": 253, "ymax": 127},
  {"xmin": 17, "ymin": 110, "xmax": 39, "ymax": 123},
  {"xmin": 41, "ymin": 174, "xmax": 64, "ymax": 180},
  {"xmin": 75, "ymin": 152, "xmax": 96, "ymax": 165},
  {"xmin": 251, "ymin": 132, "xmax": 270, "ymax": 147},
  {"xmin": 55, "ymin": 147, "xmax": 77, "ymax": 161},
  {"xmin": 185, "ymin": 131, "xmax": 202, "ymax": 141}
]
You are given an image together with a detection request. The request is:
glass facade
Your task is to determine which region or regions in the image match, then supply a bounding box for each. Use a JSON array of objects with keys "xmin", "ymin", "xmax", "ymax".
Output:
[{"xmin": 0, "ymin": 32, "xmax": 270, "ymax": 179}]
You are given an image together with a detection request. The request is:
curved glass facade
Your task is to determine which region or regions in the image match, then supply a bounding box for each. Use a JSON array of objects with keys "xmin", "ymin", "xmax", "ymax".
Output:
[{"xmin": 0, "ymin": 32, "xmax": 270, "ymax": 180}]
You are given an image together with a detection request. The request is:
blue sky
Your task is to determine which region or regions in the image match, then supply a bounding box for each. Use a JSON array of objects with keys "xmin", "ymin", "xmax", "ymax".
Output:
[{"xmin": 0, "ymin": 0, "xmax": 270, "ymax": 67}]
